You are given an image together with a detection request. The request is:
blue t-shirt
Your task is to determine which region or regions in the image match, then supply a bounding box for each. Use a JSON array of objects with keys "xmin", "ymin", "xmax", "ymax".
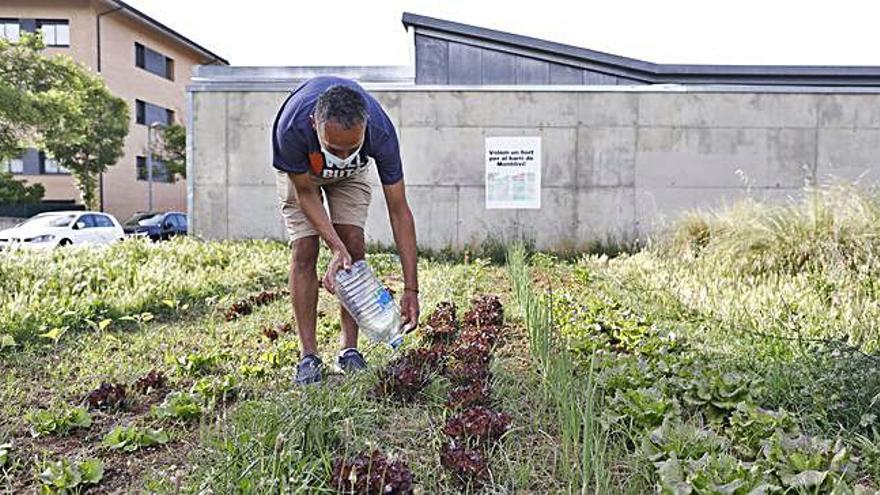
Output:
[{"xmin": 272, "ymin": 76, "xmax": 403, "ymax": 185}]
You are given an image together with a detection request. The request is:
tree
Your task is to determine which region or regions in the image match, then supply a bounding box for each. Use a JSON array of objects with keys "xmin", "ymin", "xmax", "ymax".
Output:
[
  {"xmin": 0, "ymin": 34, "xmax": 128, "ymax": 209},
  {"xmin": 155, "ymin": 123, "xmax": 186, "ymax": 182},
  {"xmin": 0, "ymin": 171, "xmax": 44, "ymax": 204},
  {"xmin": 0, "ymin": 35, "xmax": 52, "ymax": 160},
  {"xmin": 40, "ymin": 57, "xmax": 128, "ymax": 209}
]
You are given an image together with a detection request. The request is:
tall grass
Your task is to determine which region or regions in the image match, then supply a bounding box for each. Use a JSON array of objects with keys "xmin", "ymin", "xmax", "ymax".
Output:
[
  {"xmin": 649, "ymin": 183, "xmax": 880, "ymax": 352},
  {"xmin": 660, "ymin": 183, "xmax": 880, "ymax": 277},
  {"xmin": 191, "ymin": 384, "xmax": 365, "ymax": 493},
  {"xmin": 507, "ymin": 246, "xmax": 611, "ymax": 493},
  {"xmin": 0, "ymin": 238, "xmax": 289, "ymax": 345}
]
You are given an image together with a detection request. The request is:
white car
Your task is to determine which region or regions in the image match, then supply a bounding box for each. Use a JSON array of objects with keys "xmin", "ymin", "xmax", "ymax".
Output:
[{"xmin": 0, "ymin": 211, "xmax": 125, "ymax": 251}]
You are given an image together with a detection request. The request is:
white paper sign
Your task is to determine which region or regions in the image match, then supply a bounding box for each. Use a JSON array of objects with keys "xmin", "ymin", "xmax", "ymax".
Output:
[{"xmin": 485, "ymin": 136, "xmax": 541, "ymax": 209}]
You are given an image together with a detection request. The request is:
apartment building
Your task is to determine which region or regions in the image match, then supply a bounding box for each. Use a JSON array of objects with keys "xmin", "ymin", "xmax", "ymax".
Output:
[{"xmin": 0, "ymin": 0, "xmax": 227, "ymax": 220}]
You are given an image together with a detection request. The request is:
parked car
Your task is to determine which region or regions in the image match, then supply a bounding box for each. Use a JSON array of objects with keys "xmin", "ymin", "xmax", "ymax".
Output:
[
  {"xmin": 0, "ymin": 211, "xmax": 125, "ymax": 251},
  {"xmin": 124, "ymin": 211, "xmax": 187, "ymax": 241},
  {"xmin": 122, "ymin": 211, "xmax": 159, "ymax": 231}
]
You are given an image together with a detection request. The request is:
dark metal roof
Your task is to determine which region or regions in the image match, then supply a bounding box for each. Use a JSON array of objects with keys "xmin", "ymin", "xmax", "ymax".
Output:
[
  {"xmin": 101, "ymin": 0, "xmax": 228, "ymax": 65},
  {"xmin": 401, "ymin": 12, "xmax": 880, "ymax": 86}
]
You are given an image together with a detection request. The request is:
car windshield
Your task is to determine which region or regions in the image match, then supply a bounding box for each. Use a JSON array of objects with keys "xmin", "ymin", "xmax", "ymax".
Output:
[
  {"xmin": 124, "ymin": 213, "xmax": 157, "ymax": 227},
  {"xmin": 21, "ymin": 214, "xmax": 76, "ymax": 228},
  {"xmin": 138, "ymin": 215, "xmax": 164, "ymax": 226}
]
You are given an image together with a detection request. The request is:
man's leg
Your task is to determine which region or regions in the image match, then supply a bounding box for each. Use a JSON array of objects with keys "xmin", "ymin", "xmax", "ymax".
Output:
[
  {"xmin": 334, "ymin": 224, "xmax": 366, "ymax": 350},
  {"xmin": 290, "ymin": 235, "xmax": 320, "ymax": 356}
]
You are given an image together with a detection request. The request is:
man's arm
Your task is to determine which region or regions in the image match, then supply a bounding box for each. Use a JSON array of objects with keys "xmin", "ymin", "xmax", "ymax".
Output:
[
  {"xmin": 289, "ymin": 172, "xmax": 351, "ymax": 292},
  {"xmin": 383, "ymin": 180, "xmax": 420, "ymax": 329}
]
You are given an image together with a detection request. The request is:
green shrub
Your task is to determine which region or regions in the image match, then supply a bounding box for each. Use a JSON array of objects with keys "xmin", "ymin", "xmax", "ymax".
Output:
[{"xmin": 0, "ymin": 170, "xmax": 44, "ymax": 204}]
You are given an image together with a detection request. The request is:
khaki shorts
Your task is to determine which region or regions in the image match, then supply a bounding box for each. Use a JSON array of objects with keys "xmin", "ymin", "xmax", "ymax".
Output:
[{"xmin": 275, "ymin": 168, "xmax": 372, "ymax": 243}]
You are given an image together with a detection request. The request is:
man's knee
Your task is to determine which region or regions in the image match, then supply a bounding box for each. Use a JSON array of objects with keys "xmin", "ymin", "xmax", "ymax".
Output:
[
  {"xmin": 292, "ymin": 236, "xmax": 319, "ymax": 271},
  {"xmin": 348, "ymin": 245, "xmax": 365, "ymax": 262},
  {"xmin": 336, "ymin": 225, "xmax": 365, "ymax": 261}
]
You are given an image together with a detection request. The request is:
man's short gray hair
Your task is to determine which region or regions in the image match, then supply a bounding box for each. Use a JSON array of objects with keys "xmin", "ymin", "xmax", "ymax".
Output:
[{"xmin": 314, "ymin": 85, "xmax": 368, "ymax": 129}]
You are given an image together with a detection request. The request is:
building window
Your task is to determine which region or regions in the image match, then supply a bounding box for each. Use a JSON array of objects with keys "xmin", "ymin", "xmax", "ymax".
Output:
[
  {"xmin": 4, "ymin": 156, "xmax": 24, "ymax": 174},
  {"xmin": 136, "ymin": 156, "xmax": 172, "ymax": 183},
  {"xmin": 165, "ymin": 57, "xmax": 175, "ymax": 80},
  {"xmin": 135, "ymin": 99, "xmax": 175, "ymax": 126},
  {"xmin": 37, "ymin": 20, "xmax": 69, "ymax": 47},
  {"xmin": 134, "ymin": 42, "xmax": 174, "ymax": 80},
  {"xmin": 135, "ymin": 42, "xmax": 145, "ymax": 67},
  {"xmin": 0, "ymin": 19, "xmax": 20, "ymax": 42},
  {"xmin": 136, "ymin": 156, "xmax": 145, "ymax": 180},
  {"xmin": 40, "ymin": 153, "xmax": 69, "ymax": 174},
  {"xmin": 136, "ymin": 100, "xmax": 145, "ymax": 125}
]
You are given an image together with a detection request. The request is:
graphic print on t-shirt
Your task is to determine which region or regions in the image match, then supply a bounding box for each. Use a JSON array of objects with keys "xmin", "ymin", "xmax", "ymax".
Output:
[{"xmin": 307, "ymin": 150, "xmax": 370, "ymax": 179}]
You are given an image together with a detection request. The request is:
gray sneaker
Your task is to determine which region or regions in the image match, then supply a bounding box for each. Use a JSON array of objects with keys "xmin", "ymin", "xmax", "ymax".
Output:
[
  {"xmin": 337, "ymin": 348, "xmax": 368, "ymax": 374},
  {"xmin": 295, "ymin": 354, "xmax": 323, "ymax": 385}
]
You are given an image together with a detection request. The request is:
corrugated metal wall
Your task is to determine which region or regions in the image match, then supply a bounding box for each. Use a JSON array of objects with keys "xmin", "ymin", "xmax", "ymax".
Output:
[{"xmin": 414, "ymin": 34, "xmax": 645, "ymax": 85}]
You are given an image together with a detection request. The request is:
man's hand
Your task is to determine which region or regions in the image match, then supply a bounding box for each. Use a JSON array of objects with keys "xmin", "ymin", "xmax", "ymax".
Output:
[
  {"xmin": 400, "ymin": 290, "xmax": 420, "ymax": 333},
  {"xmin": 323, "ymin": 245, "xmax": 352, "ymax": 294}
]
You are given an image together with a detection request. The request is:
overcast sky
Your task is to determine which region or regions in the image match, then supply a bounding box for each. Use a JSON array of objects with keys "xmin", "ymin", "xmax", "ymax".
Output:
[{"xmin": 124, "ymin": 0, "xmax": 880, "ymax": 67}]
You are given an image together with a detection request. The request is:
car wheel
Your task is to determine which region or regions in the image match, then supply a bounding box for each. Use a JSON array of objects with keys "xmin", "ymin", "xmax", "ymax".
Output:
[{"xmin": 59, "ymin": 238, "xmax": 72, "ymax": 247}]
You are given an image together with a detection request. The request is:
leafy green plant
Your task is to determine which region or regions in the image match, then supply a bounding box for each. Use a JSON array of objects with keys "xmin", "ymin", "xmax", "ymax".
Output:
[
  {"xmin": 726, "ymin": 404, "xmax": 798, "ymax": 460},
  {"xmin": 26, "ymin": 406, "xmax": 91, "ymax": 437},
  {"xmin": 596, "ymin": 354, "xmax": 654, "ymax": 394},
  {"xmin": 677, "ymin": 366, "xmax": 758, "ymax": 422},
  {"xmin": 641, "ymin": 418, "xmax": 728, "ymax": 463},
  {"xmin": 152, "ymin": 391, "xmax": 202, "ymax": 421},
  {"xmin": 762, "ymin": 432, "xmax": 857, "ymax": 491},
  {"xmin": 238, "ymin": 364, "xmax": 267, "ymax": 378},
  {"xmin": 655, "ymin": 453, "xmax": 772, "ymax": 495},
  {"xmin": 192, "ymin": 374, "xmax": 239, "ymax": 405},
  {"xmin": 608, "ymin": 386, "xmax": 677, "ymax": 430},
  {"xmin": 854, "ymin": 433, "xmax": 880, "ymax": 482},
  {"xmin": 103, "ymin": 425, "xmax": 169, "ymax": 452},
  {"xmin": 259, "ymin": 340, "xmax": 299, "ymax": 369},
  {"xmin": 38, "ymin": 457, "xmax": 103, "ymax": 493},
  {"xmin": 169, "ymin": 350, "xmax": 228, "ymax": 376}
]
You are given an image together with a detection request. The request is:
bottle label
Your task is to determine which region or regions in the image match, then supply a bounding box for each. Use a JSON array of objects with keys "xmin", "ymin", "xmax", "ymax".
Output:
[{"xmin": 376, "ymin": 288, "xmax": 393, "ymax": 309}]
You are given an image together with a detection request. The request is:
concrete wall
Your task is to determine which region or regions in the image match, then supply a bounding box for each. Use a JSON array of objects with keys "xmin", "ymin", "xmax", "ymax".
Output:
[{"xmin": 189, "ymin": 85, "xmax": 880, "ymax": 250}]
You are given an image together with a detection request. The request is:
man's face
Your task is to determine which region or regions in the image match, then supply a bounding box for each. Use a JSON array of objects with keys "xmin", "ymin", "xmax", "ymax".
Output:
[{"xmin": 312, "ymin": 117, "xmax": 365, "ymax": 160}]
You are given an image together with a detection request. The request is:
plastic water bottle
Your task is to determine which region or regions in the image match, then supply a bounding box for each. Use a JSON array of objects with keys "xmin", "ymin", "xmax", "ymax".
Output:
[{"xmin": 334, "ymin": 260, "xmax": 409, "ymax": 349}]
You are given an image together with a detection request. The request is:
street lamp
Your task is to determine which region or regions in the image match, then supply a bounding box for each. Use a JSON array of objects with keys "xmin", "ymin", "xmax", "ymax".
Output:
[{"xmin": 147, "ymin": 121, "xmax": 166, "ymax": 212}]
